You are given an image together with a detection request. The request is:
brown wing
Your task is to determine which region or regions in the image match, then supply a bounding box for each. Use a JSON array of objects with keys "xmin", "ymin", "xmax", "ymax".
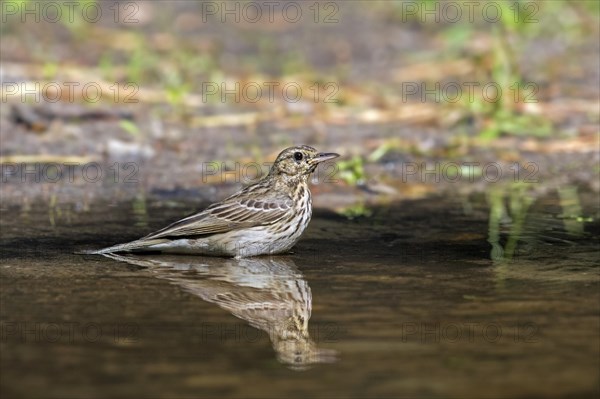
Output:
[{"xmin": 141, "ymin": 191, "xmax": 293, "ymax": 240}]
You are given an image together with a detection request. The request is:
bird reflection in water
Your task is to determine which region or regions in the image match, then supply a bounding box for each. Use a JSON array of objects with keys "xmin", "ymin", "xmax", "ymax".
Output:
[{"xmin": 104, "ymin": 254, "xmax": 337, "ymax": 370}]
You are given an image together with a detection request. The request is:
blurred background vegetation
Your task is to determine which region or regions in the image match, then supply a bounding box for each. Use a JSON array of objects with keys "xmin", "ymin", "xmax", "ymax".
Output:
[{"xmin": 1, "ymin": 0, "xmax": 599, "ymax": 213}]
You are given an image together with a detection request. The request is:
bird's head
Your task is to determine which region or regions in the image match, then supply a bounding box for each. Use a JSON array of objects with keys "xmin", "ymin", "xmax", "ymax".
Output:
[{"xmin": 269, "ymin": 145, "xmax": 339, "ymax": 178}]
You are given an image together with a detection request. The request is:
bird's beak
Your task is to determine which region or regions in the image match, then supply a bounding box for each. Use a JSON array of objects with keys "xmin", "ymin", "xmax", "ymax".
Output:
[{"xmin": 309, "ymin": 152, "xmax": 339, "ymax": 165}]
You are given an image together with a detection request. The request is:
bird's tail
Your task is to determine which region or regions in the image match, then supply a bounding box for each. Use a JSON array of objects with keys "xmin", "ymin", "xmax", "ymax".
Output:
[{"xmin": 76, "ymin": 238, "xmax": 168, "ymax": 255}]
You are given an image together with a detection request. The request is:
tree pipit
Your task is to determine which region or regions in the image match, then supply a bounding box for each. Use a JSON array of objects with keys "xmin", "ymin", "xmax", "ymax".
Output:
[{"xmin": 86, "ymin": 146, "xmax": 339, "ymax": 258}]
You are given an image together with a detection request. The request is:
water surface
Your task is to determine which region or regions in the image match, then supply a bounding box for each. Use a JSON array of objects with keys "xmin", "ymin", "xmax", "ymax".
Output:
[{"xmin": 1, "ymin": 187, "xmax": 599, "ymax": 398}]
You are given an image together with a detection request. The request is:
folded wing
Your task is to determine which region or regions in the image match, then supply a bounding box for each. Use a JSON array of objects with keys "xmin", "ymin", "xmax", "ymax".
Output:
[{"xmin": 142, "ymin": 193, "xmax": 293, "ymax": 240}]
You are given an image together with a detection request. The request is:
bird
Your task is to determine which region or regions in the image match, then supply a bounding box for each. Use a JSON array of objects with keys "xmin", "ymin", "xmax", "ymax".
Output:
[{"xmin": 86, "ymin": 145, "xmax": 339, "ymax": 258}]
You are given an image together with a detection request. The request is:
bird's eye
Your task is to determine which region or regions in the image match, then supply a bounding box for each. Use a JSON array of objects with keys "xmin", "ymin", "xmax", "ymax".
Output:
[{"xmin": 293, "ymin": 152, "xmax": 303, "ymax": 162}]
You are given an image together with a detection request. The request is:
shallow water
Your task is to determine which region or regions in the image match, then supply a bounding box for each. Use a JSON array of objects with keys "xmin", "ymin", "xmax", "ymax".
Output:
[{"xmin": 1, "ymin": 186, "xmax": 599, "ymax": 398}]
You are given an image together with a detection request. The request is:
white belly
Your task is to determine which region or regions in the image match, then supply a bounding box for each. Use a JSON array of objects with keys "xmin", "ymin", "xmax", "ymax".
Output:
[{"xmin": 149, "ymin": 201, "xmax": 312, "ymax": 258}]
